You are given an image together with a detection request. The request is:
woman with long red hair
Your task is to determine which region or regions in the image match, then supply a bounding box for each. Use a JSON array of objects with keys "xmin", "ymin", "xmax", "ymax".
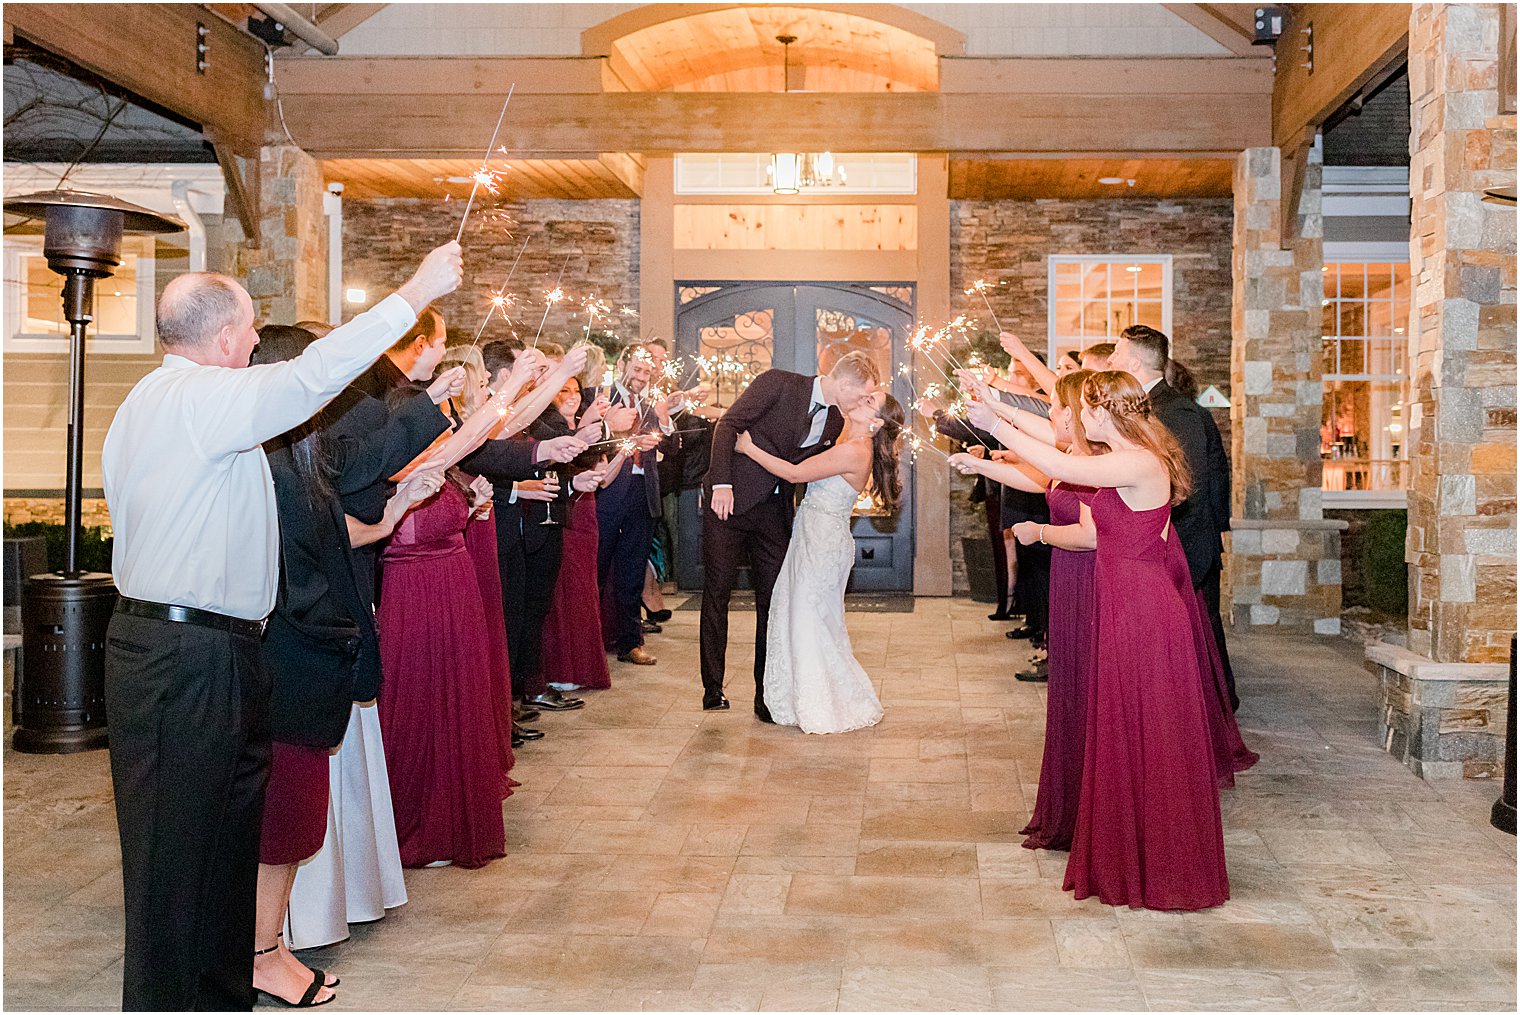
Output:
[{"xmin": 967, "ymin": 370, "xmax": 1228, "ymax": 912}]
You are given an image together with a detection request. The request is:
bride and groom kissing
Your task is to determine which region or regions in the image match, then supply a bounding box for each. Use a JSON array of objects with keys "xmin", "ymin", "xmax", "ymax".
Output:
[{"xmin": 698, "ymin": 351, "xmax": 904, "ymax": 734}]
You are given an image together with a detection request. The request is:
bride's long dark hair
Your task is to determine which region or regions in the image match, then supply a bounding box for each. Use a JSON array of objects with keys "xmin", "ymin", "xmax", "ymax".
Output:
[{"xmin": 869, "ymin": 394, "xmax": 905, "ymax": 514}]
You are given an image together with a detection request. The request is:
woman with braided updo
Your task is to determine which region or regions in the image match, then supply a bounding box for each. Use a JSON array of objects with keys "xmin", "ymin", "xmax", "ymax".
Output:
[{"xmin": 966, "ymin": 370, "xmax": 1228, "ymax": 912}]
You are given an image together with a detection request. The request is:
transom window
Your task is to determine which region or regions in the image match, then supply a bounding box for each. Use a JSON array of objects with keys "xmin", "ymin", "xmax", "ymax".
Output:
[
  {"xmin": 1320, "ymin": 261, "xmax": 1410, "ymax": 500},
  {"xmin": 1046, "ymin": 255, "xmax": 1172, "ymax": 362}
]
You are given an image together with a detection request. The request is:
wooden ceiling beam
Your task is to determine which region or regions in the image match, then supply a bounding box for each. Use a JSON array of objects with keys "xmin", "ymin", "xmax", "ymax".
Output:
[
  {"xmin": 276, "ymin": 74, "xmax": 1270, "ymax": 158},
  {"xmin": 1161, "ymin": 4, "xmax": 1261, "ymax": 57},
  {"xmin": 312, "ymin": 3, "xmax": 386, "ymax": 39},
  {"xmin": 598, "ymin": 153, "xmax": 646, "ymax": 197},
  {"xmin": 5, "ymin": 2, "xmax": 268, "ymax": 152},
  {"xmin": 1272, "ymin": 3, "xmax": 1408, "ymax": 149}
]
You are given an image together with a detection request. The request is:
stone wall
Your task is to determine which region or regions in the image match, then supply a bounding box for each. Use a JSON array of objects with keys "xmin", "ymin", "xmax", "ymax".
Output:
[
  {"xmin": 1368, "ymin": 641, "xmax": 1508, "ymax": 779},
  {"xmin": 945, "ymin": 197, "xmax": 1235, "ymax": 591},
  {"xmin": 237, "ymin": 145, "xmax": 329, "ymax": 325},
  {"xmin": 3, "ymin": 498, "xmax": 110, "ymax": 529},
  {"xmin": 341, "ymin": 198, "xmax": 641, "ymax": 346},
  {"xmin": 1405, "ymin": 2, "xmax": 1518, "ymax": 664},
  {"xmin": 1228, "ymin": 146, "xmax": 1345, "ymax": 633}
]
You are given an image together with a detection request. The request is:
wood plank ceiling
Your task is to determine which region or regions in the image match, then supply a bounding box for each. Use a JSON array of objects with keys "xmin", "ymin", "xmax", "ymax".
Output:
[
  {"xmin": 322, "ymin": 158, "xmax": 639, "ymax": 200},
  {"xmin": 605, "ymin": 5, "xmax": 938, "ymax": 93},
  {"xmin": 950, "ymin": 158, "xmax": 1236, "ymax": 200}
]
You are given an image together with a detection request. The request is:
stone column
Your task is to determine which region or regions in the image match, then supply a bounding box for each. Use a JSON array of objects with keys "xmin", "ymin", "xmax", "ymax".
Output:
[
  {"xmin": 1405, "ymin": 2, "xmax": 1518, "ymax": 665},
  {"xmin": 1228, "ymin": 144, "xmax": 1345, "ymax": 633},
  {"xmin": 239, "ymin": 145, "xmax": 329, "ymax": 324}
]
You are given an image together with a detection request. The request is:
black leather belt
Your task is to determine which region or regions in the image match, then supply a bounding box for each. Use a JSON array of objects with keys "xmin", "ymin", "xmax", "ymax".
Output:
[{"xmin": 116, "ymin": 597, "xmax": 267, "ymax": 639}]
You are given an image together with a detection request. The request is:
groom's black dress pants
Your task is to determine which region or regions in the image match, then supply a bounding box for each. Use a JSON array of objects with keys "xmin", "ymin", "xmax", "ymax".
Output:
[
  {"xmin": 700, "ymin": 493, "xmax": 789, "ymax": 705},
  {"xmin": 104, "ymin": 611, "xmax": 270, "ymax": 1011}
]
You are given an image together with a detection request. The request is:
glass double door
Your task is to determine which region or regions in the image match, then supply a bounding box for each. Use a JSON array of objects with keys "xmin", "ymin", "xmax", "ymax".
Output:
[{"xmin": 672, "ymin": 282, "xmax": 916, "ymax": 593}]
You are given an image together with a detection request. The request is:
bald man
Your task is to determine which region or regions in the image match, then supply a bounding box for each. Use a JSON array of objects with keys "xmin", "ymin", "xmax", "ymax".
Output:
[{"xmin": 101, "ymin": 242, "xmax": 462, "ymax": 1010}]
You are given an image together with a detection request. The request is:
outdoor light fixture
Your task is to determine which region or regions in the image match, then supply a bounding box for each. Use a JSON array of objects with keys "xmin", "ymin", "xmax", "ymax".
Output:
[
  {"xmin": 768, "ymin": 35, "xmax": 845, "ymax": 195},
  {"xmin": 2, "ymin": 188, "xmax": 181, "ymax": 753}
]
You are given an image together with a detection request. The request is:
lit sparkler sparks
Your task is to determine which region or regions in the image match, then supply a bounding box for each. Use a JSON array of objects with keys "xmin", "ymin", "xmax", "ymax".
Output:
[
  {"xmin": 965, "ymin": 277, "xmax": 1005, "ymax": 333},
  {"xmin": 454, "ymin": 83, "xmax": 517, "ymax": 242},
  {"xmin": 531, "ymin": 254, "xmax": 574, "ymax": 349},
  {"xmin": 468, "ymin": 234, "xmax": 532, "ymax": 350}
]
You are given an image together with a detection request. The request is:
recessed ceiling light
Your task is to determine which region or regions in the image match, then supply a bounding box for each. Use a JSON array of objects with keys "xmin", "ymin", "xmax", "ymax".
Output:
[{"xmin": 1097, "ymin": 177, "xmax": 1125, "ymax": 185}]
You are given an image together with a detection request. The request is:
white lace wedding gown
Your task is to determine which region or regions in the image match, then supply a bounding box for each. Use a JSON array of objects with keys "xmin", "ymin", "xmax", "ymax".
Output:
[{"xmin": 764, "ymin": 474, "xmax": 884, "ymax": 734}]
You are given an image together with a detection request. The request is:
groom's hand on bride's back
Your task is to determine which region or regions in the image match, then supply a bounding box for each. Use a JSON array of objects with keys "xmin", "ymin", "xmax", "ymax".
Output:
[{"xmin": 709, "ymin": 487, "xmax": 734, "ymax": 520}]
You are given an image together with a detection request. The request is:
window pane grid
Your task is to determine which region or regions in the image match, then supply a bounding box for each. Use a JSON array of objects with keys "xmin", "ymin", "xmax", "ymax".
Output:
[
  {"xmin": 1321, "ymin": 261, "xmax": 1410, "ymax": 495},
  {"xmin": 1047, "ymin": 256, "xmax": 1171, "ymax": 361}
]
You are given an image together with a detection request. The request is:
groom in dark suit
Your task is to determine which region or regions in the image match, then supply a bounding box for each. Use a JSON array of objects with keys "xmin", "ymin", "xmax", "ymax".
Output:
[
  {"xmin": 700, "ymin": 350, "xmax": 882, "ymax": 720},
  {"xmin": 1112, "ymin": 325, "xmax": 1237, "ymax": 709}
]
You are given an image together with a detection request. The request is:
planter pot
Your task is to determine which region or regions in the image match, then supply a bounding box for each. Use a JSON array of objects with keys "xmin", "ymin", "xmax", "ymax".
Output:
[{"xmin": 961, "ymin": 535, "xmax": 997, "ymax": 604}]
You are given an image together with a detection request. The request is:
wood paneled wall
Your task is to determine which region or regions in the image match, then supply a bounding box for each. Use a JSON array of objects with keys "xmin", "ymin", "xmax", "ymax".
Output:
[{"xmin": 673, "ymin": 204, "xmax": 917, "ymax": 251}]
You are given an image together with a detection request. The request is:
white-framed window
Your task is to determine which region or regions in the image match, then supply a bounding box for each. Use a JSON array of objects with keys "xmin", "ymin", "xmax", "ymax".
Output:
[
  {"xmin": 3, "ymin": 235, "xmax": 157, "ymax": 354},
  {"xmin": 1046, "ymin": 255, "xmax": 1172, "ymax": 362},
  {"xmin": 1320, "ymin": 257, "xmax": 1411, "ymax": 505}
]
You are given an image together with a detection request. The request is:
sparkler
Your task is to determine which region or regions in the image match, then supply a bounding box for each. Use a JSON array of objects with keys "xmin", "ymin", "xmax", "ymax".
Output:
[
  {"xmin": 530, "ymin": 254, "xmax": 573, "ymax": 349},
  {"xmin": 468, "ymin": 233, "xmax": 532, "ymax": 351},
  {"xmin": 454, "ymin": 83, "xmax": 516, "ymax": 242},
  {"xmin": 580, "ymin": 295, "xmax": 612, "ymax": 345},
  {"xmin": 966, "ymin": 278, "xmax": 1005, "ymax": 334}
]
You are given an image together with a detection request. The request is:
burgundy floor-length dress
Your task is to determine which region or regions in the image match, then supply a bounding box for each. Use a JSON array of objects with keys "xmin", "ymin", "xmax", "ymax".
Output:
[
  {"xmin": 1020, "ymin": 481, "xmax": 1097, "ymax": 851},
  {"xmin": 1164, "ymin": 535, "xmax": 1258, "ymax": 786},
  {"xmin": 542, "ymin": 493, "xmax": 612, "ymax": 690},
  {"xmin": 1064, "ymin": 487, "xmax": 1228, "ymax": 911},
  {"xmin": 464, "ymin": 512, "xmax": 517, "ymax": 780},
  {"xmin": 378, "ymin": 481, "xmax": 507, "ymax": 869}
]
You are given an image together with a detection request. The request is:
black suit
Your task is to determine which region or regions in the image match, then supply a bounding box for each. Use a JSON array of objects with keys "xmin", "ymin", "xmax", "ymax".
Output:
[
  {"xmin": 700, "ymin": 369, "xmax": 844, "ymax": 705},
  {"xmin": 598, "ymin": 388, "xmax": 679, "ymax": 654},
  {"xmin": 1147, "ymin": 379, "xmax": 1237, "ymax": 707}
]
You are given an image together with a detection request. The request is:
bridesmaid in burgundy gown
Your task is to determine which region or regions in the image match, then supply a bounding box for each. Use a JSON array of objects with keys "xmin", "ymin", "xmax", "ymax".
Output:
[
  {"xmin": 950, "ymin": 370, "xmax": 1101, "ymax": 852},
  {"xmin": 465, "ymin": 509, "xmax": 518, "ymax": 782},
  {"xmin": 541, "ymin": 380, "xmax": 625, "ymax": 692},
  {"xmin": 378, "ymin": 472, "xmax": 507, "ymax": 869},
  {"xmin": 969, "ymin": 370, "xmax": 1227, "ymax": 911}
]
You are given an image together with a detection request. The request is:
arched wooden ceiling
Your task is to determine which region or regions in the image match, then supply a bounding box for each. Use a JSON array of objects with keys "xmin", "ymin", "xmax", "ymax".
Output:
[{"xmin": 603, "ymin": 6, "xmax": 942, "ymax": 93}]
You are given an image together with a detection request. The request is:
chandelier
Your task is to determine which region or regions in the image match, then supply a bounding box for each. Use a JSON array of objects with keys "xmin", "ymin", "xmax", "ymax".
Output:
[{"xmin": 769, "ymin": 35, "xmax": 845, "ymax": 195}]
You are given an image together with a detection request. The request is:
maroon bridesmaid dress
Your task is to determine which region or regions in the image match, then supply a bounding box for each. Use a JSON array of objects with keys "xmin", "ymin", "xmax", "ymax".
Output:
[
  {"xmin": 541, "ymin": 492, "xmax": 612, "ymax": 690},
  {"xmin": 1020, "ymin": 481, "xmax": 1097, "ymax": 851},
  {"xmin": 464, "ymin": 512, "xmax": 517, "ymax": 781},
  {"xmin": 377, "ymin": 481, "xmax": 507, "ymax": 869},
  {"xmin": 1064, "ymin": 487, "xmax": 1228, "ymax": 911},
  {"xmin": 1164, "ymin": 535, "xmax": 1258, "ymax": 786}
]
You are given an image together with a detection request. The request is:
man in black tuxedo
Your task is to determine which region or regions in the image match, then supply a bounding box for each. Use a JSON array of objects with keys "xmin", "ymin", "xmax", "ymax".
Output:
[
  {"xmin": 600, "ymin": 345, "xmax": 680, "ymax": 665},
  {"xmin": 1112, "ymin": 325, "xmax": 1238, "ymax": 709},
  {"xmin": 700, "ymin": 351, "xmax": 881, "ymax": 720},
  {"xmin": 466, "ymin": 341, "xmax": 591, "ymax": 738}
]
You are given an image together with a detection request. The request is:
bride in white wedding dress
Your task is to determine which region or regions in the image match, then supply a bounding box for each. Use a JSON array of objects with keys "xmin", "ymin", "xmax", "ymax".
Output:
[{"xmin": 733, "ymin": 392, "xmax": 904, "ymax": 734}]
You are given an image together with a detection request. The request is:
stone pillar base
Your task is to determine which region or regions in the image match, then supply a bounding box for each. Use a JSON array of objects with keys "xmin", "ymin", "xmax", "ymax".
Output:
[
  {"xmin": 1367, "ymin": 641, "xmax": 1509, "ymax": 780},
  {"xmin": 1229, "ymin": 518, "xmax": 1347, "ymax": 633}
]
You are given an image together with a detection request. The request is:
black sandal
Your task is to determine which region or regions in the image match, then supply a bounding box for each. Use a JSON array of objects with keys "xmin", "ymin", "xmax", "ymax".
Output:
[{"xmin": 254, "ymin": 940, "xmax": 339, "ymax": 1008}]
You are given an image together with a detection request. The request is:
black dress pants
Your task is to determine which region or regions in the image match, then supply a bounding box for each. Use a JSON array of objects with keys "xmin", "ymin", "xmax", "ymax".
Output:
[
  {"xmin": 104, "ymin": 612, "xmax": 271, "ymax": 1012},
  {"xmin": 597, "ymin": 474, "xmax": 654, "ymax": 655},
  {"xmin": 500, "ymin": 523, "xmax": 564, "ymax": 698},
  {"xmin": 699, "ymin": 495, "xmax": 789, "ymax": 706},
  {"xmin": 1013, "ymin": 539, "xmax": 1052, "ymax": 642},
  {"xmin": 1199, "ymin": 561, "xmax": 1239, "ymax": 710},
  {"xmin": 983, "ymin": 482, "xmax": 1010, "ymax": 616}
]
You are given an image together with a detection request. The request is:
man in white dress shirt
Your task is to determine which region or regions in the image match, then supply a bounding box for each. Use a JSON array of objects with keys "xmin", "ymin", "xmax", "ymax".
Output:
[{"xmin": 100, "ymin": 241, "xmax": 462, "ymax": 1011}]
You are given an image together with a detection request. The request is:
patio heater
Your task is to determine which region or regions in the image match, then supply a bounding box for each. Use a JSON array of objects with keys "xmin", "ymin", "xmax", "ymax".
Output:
[{"xmin": 3, "ymin": 190, "xmax": 181, "ymax": 753}]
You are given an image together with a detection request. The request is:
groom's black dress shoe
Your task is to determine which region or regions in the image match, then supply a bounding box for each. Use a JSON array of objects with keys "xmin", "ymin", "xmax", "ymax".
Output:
[
  {"xmin": 1015, "ymin": 660, "xmax": 1049, "ymax": 683},
  {"xmin": 702, "ymin": 693, "xmax": 730, "ymax": 711},
  {"xmin": 754, "ymin": 703, "xmax": 775, "ymax": 724},
  {"xmin": 1006, "ymin": 626, "xmax": 1037, "ymax": 640},
  {"xmin": 529, "ymin": 690, "xmax": 584, "ymax": 711}
]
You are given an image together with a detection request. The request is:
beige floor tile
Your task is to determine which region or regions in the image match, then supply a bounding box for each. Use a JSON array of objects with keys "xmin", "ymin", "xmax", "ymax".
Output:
[
  {"xmin": 853, "ymin": 840, "xmax": 980, "ymax": 877},
  {"xmin": 837, "ymin": 963, "xmax": 992, "ymax": 1011},
  {"xmin": 785, "ymin": 874, "xmax": 983, "ymax": 919},
  {"xmin": 1137, "ymin": 968, "xmax": 1299, "ymax": 1010}
]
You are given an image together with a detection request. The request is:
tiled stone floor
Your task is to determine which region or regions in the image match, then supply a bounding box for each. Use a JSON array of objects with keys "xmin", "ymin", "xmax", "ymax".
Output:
[{"xmin": 4, "ymin": 599, "xmax": 1516, "ymax": 1011}]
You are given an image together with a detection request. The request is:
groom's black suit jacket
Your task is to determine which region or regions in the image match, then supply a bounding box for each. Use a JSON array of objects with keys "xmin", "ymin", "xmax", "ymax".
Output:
[{"xmin": 703, "ymin": 368, "xmax": 845, "ymax": 518}]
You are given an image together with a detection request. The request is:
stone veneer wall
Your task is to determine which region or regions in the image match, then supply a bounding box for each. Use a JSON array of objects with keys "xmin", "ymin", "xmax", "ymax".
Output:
[
  {"xmin": 3, "ymin": 498, "xmax": 110, "ymax": 529},
  {"xmin": 340, "ymin": 198, "xmax": 640, "ymax": 345},
  {"xmin": 1405, "ymin": 2, "xmax": 1518, "ymax": 664},
  {"xmin": 237, "ymin": 145, "xmax": 329, "ymax": 325},
  {"xmin": 945, "ymin": 198, "xmax": 1235, "ymax": 591},
  {"xmin": 1229, "ymin": 146, "xmax": 1345, "ymax": 633}
]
